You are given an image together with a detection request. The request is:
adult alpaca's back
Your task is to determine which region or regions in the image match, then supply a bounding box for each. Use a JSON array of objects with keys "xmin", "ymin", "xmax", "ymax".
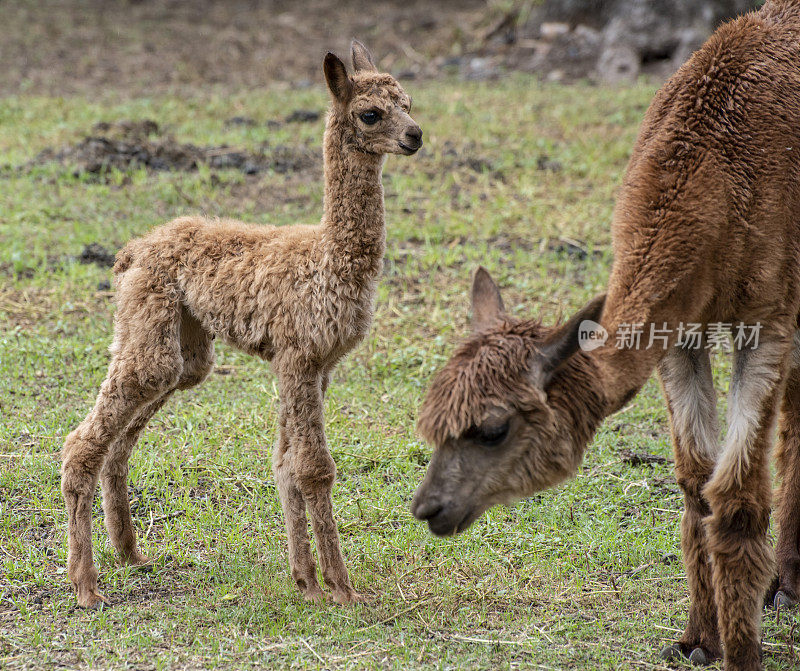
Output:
[{"xmin": 61, "ymin": 41, "xmax": 422, "ymax": 609}]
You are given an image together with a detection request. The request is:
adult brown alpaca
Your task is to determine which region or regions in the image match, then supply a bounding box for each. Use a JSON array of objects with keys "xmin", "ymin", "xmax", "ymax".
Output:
[
  {"xmin": 412, "ymin": 2, "xmax": 800, "ymax": 670},
  {"xmin": 61, "ymin": 41, "xmax": 421, "ymax": 608}
]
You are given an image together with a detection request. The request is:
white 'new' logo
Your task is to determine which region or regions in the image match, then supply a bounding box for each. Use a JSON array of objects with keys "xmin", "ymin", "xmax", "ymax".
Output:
[{"xmin": 578, "ymin": 320, "xmax": 608, "ymax": 352}]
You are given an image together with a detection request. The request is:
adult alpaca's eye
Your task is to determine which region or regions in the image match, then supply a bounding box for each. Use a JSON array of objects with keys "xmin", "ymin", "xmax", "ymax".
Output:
[
  {"xmin": 464, "ymin": 422, "xmax": 510, "ymax": 447},
  {"xmin": 359, "ymin": 110, "xmax": 381, "ymax": 125}
]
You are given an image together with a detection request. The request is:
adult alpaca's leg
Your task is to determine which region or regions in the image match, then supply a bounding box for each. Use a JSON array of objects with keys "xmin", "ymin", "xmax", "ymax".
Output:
[
  {"xmin": 658, "ymin": 345, "xmax": 722, "ymax": 664},
  {"xmin": 773, "ymin": 337, "xmax": 800, "ymax": 607},
  {"xmin": 277, "ymin": 354, "xmax": 359, "ymax": 604},
  {"xmin": 62, "ymin": 281, "xmax": 183, "ymax": 608},
  {"xmin": 704, "ymin": 336, "xmax": 788, "ymax": 671}
]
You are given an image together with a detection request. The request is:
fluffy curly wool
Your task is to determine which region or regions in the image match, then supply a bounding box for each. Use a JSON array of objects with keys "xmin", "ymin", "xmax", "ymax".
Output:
[{"xmin": 60, "ymin": 40, "xmax": 421, "ymax": 608}]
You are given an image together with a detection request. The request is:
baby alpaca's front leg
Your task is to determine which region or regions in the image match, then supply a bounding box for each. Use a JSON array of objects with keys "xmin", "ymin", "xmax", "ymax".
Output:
[
  {"xmin": 277, "ymin": 362, "xmax": 361, "ymax": 604},
  {"xmin": 274, "ymin": 414, "xmax": 324, "ymax": 603},
  {"xmin": 303, "ymin": 477, "xmax": 361, "ymax": 604}
]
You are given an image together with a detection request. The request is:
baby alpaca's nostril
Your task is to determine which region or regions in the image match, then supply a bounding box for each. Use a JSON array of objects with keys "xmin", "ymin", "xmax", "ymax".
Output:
[{"xmin": 405, "ymin": 126, "xmax": 423, "ymax": 146}]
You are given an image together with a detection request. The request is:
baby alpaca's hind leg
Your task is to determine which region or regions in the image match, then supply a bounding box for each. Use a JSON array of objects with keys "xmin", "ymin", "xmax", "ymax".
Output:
[
  {"xmin": 62, "ymin": 361, "xmax": 179, "ymax": 607},
  {"xmin": 100, "ymin": 309, "xmax": 213, "ymax": 573},
  {"xmin": 101, "ymin": 394, "xmax": 172, "ymax": 566},
  {"xmin": 62, "ymin": 285, "xmax": 183, "ymax": 608}
]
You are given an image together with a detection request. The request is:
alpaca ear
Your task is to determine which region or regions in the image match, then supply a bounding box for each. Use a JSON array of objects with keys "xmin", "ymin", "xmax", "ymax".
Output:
[
  {"xmin": 351, "ymin": 39, "xmax": 378, "ymax": 73},
  {"xmin": 471, "ymin": 266, "xmax": 505, "ymax": 331},
  {"xmin": 323, "ymin": 52, "xmax": 353, "ymax": 104},
  {"xmin": 529, "ymin": 294, "xmax": 606, "ymax": 389}
]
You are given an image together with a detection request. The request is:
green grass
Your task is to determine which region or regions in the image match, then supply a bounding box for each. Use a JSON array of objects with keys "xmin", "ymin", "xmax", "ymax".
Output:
[{"xmin": 1, "ymin": 75, "xmax": 798, "ymax": 669}]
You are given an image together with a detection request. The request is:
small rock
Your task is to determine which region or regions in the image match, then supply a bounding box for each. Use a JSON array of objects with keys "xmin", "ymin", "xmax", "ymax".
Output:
[
  {"xmin": 540, "ymin": 22, "xmax": 570, "ymax": 40},
  {"xmin": 597, "ymin": 43, "xmax": 640, "ymax": 83}
]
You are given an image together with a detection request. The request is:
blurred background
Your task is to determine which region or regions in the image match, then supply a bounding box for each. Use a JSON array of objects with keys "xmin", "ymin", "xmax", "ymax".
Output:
[{"xmin": 3, "ymin": 0, "xmax": 762, "ymax": 96}]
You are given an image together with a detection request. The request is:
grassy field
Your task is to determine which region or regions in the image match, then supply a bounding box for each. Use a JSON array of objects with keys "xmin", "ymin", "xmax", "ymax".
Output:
[{"xmin": 1, "ymin": 75, "xmax": 798, "ymax": 670}]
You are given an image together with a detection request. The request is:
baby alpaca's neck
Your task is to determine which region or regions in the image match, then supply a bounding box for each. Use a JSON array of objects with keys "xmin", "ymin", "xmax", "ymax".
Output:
[{"xmin": 321, "ymin": 112, "xmax": 386, "ymax": 281}]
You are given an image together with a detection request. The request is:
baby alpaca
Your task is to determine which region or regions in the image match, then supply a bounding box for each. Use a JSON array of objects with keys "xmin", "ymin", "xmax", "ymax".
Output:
[{"xmin": 61, "ymin": 40, "xmax": 421, "ymax": 608}]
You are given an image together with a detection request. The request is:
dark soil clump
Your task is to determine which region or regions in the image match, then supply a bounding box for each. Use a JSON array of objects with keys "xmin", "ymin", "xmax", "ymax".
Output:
[
  {"xmin": 78, "ymin": 243, "xmax": 116, "ymax": 268},
  {"xmin": 285, "ymin": 109, "xmax": 321, "ymax": 123},
  {"xmin": 30, "ymin": 119, "xmax": 317, "ymax": 179}
]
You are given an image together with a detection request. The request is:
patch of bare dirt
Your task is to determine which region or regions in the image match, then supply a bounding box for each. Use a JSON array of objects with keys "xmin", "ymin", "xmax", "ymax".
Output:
[
  {"xmin": 0, "ymin": 0, "xmax": 764, "ymax": 96},
  {"xmin": 29, "ymin": 120, "xmax": 317, "ymax": 180},
  {"xmin": 0, "ymin": 0, "xmax": 486, "ymax": 97},
  {"xmin": 619, "ymin": 449, "xmax": 670, "ymax": 467}
]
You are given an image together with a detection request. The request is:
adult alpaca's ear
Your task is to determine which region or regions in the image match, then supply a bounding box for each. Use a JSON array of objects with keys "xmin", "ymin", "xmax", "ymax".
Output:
[
  {"xmin": 471, "ymin": 266, "xmax": 505, "ymax": 331},
  {"xmin": 323, "ymin": 52, "xmax": 353, "ymax": 104},
  {"xmin": 351, "ymin": 39, "xmax": 378, "ymax": 73},
  {"xmin": 529, "ymin": 294, "xmax": 606, "ymax": 389}
]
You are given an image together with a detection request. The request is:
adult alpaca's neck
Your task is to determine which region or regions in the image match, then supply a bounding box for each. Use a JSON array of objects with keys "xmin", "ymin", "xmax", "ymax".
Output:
[{"xmin": 321, "ymin": 111, "xmax": 386, "ymax": 281}]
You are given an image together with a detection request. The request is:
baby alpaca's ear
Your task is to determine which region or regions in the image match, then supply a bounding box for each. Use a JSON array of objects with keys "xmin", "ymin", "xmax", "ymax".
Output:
[
  {"xmin": 324, "ymin": 52, "xmax": 353, "ymax": 105},
  {"xmin": 471, "ymin": 266, "xmax": 505, "ymax": 331},
  {"xmin": 351, "ymin": 39, "xmax": 378, "ymax": 73}
]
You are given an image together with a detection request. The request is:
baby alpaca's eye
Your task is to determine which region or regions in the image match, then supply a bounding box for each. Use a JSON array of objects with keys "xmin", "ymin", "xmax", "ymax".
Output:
[{"xmin": 359, "ymin": 110, "xmax": 381, "ymax": 125}]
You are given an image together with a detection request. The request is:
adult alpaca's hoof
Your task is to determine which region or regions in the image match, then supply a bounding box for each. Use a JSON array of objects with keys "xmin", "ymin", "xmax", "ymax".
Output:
[
  {"xmin": 660, "ymin": 643, "xmax": 715, "ymax": 666},
  {"xmin": 773, "ymin": 590, "xmax": 797, "ymax": 609},
  {"xmin": 660, "ymin": 643, "xmax": 683, "ymax": 661}
]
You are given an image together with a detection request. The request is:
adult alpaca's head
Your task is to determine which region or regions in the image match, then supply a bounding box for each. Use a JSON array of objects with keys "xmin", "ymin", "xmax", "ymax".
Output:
[
  {"xmin": 323, "ymin": 40, "xmax": 422, "ymax": 156},
  {"xmin": 412, "ymin": 268, "xmax": 606, "ymax": 536}
]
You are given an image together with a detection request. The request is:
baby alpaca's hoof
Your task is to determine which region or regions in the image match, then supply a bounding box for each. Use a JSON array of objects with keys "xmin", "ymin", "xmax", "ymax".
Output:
[
  {"xmin": 76, "ymin": 589, "xmax": 109, "ymax": 610},
  {"xmin": 774, "ymin": 590, "xmax": 797, "ymax": 609},
  {"xmin": 331, "ymin": 587, "xmax": 363, "ymax": 605},
  {"xmin": 299, "ymin": 582, "xmax": 325, "ymax": 604}
]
